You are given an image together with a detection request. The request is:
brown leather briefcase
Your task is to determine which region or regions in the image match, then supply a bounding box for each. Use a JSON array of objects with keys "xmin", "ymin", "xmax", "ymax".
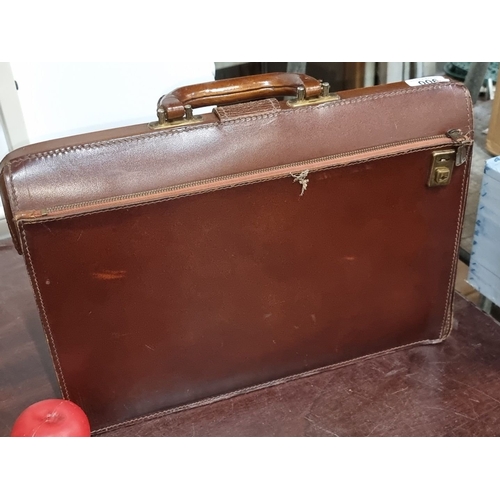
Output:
[{"xmin": 0, "ymin": 72, "xmax": 473, "ymax": 434}]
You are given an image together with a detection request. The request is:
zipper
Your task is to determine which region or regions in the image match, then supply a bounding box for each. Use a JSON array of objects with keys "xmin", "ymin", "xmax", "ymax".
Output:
[
  {"xmin": 18, "ymin": 130, "xmax": 472, "ymax": 221},
  {"xmin": 446, "ymin": 128, "xmax": 472, "ymax": 166}
]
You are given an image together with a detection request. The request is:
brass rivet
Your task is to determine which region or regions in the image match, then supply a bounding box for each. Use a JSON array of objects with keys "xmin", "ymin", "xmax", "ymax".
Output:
[
  {"xmin": 157, "ymin": 108, "xmax": 166, "ymax": 125},
  {"xmin": 184, "ymin": 104, "xmax": 193, "ymax": 120}
]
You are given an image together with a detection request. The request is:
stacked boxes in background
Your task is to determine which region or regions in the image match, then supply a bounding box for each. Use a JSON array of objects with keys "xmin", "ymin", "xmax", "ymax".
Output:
[
  {"xmin": 487, "ymin": 82, "xmax": 500, "ymax": 157},
  {"xmin": 468, "ymin": 156, "xmax": 500, "ymax": 306}
]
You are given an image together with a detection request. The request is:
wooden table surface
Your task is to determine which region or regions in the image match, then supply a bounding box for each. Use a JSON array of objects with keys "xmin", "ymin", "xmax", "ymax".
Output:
[{"xmin": 2, "ymin": 236, "xmax": 500, "ymax": 437}]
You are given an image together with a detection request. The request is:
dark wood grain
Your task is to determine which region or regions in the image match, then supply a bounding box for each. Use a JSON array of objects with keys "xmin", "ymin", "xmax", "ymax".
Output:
[{"xmin": 1, "ymin": 236, "xmax": 500, "ymax": 437}]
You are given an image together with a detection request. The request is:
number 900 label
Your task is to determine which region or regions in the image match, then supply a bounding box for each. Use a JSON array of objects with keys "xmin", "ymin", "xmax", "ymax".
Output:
[{"xmin": 405, "ymin": 76, "xmax": 449, "ymax": 86}]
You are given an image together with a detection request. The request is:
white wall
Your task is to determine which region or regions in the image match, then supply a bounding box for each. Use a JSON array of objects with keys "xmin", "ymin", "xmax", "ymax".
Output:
[
  {"xmin": 0, "ymin": 127, "xmax": 8, "ymax": 233},
  {"xmin": 0, "ymin": 126, "xmax": 8, "ymax": 164},
  {"xmin": 0, "ymin": 62, "xmax": 215, "ymax": 239},
  {"xmin": 10, "ymin": 62, "xmax": 215, "ymax": 143}
]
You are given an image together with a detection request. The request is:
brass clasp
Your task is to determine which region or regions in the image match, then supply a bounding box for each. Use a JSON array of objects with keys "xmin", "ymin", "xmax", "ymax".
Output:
[{"xmin": 428, "ymin": 150, "xmax": 456, "ymax": 187}]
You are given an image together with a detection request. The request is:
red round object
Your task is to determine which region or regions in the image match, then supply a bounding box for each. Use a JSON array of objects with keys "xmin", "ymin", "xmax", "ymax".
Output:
[{"xmin": 11, "ymin": 399, "xmax": 91, "ymax": 437}]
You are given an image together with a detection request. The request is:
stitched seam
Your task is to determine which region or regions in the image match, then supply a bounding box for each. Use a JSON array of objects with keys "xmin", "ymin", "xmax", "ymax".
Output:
[
  {"xmin": 263, "ymin": 99, "xmax": 280, "ymax": 112},
  {"xmin": 462, "ymin": 84, "xmax": 473, "ymax": 134},
  {"xmin": 6, "ymin": 83, "xmax": 465, "ymax": 168},
  {"xmin": 438, "ymin": 146, "xmax": 471, "ymax": 339},
  {"xmin": 19, "ymin": 224, "xmax": 70, "ymax": 398},
  {"xmin": 439, "ymin": 169, "xmax": 467, "ymax": 337},
  {"xmin": 270, "ymin": 99, "xmax": 280, "ymax": 112},
  {"xmin": 92, "ymin": 336, "xmax": 443, "ymax": 435},
  {"xmin": 21, "ymin": 143, "xmax": 450, "ymax": 224},
  {"xmin": 217, "ymin": 100, "xmax": 281, "ymax": 121},
  {"xmin": 437, "ymin": 85, "xmax": 473, "ymax": 339},
  {"xmin": 217, "ymin": 106, "xmax": 228, "ymax": 120}
]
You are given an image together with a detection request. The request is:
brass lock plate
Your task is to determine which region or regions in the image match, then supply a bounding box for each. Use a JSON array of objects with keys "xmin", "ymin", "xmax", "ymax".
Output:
[{"xmin": 428, "ymin": 150, "xmax": 456, "ymax": 187}]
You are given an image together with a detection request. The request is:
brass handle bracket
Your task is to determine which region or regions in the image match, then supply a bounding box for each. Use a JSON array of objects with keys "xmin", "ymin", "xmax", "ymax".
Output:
[
  {"xmin": 287, "ymin": 82, "xmax": 341, "ymax": 108},
  {"xmin": 149, "ymin": 104, "xmax": 203, "ymax": 130}
]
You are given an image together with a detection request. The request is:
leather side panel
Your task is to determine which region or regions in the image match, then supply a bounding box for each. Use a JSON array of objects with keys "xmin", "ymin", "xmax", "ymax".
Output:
[{"xmin": 0, "ymin": 163, "xmax": 21, "ymax": 253}]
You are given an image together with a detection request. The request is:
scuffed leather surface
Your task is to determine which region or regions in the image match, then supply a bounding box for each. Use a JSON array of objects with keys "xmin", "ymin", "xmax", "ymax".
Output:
[
  {"xmin": 19, "ymin": 144, "xmax": 469, "ymax": 431},
  {"xmin": 105, "ymin": 293, "xmax": 500, "ymax": 437},
  {"xmin": 2, "ymin": 82, "xmax": 472, "ymax": 216},
  {"xmin": 0, "ymin": 79, "xmax": 474, "ymax": 432},
  {"xmin": 2, "ymin": 237, "xmax": 500, "ymax": 437}
]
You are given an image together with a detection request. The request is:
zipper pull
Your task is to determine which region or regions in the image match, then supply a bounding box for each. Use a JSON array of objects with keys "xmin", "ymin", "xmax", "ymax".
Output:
[
  {"xmin": 446, "ymin": 129, "xmax": 473, "ymax": 166},
  {"xmin": 291, "ymin": 170, "xmax": 310, "ymax": 196}
]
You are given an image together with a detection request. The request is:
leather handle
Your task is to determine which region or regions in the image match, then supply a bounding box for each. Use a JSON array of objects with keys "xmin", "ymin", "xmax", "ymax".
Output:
[{"xmin": 158, "ymin": 72, "xmax": 323, "ymax": 120}]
